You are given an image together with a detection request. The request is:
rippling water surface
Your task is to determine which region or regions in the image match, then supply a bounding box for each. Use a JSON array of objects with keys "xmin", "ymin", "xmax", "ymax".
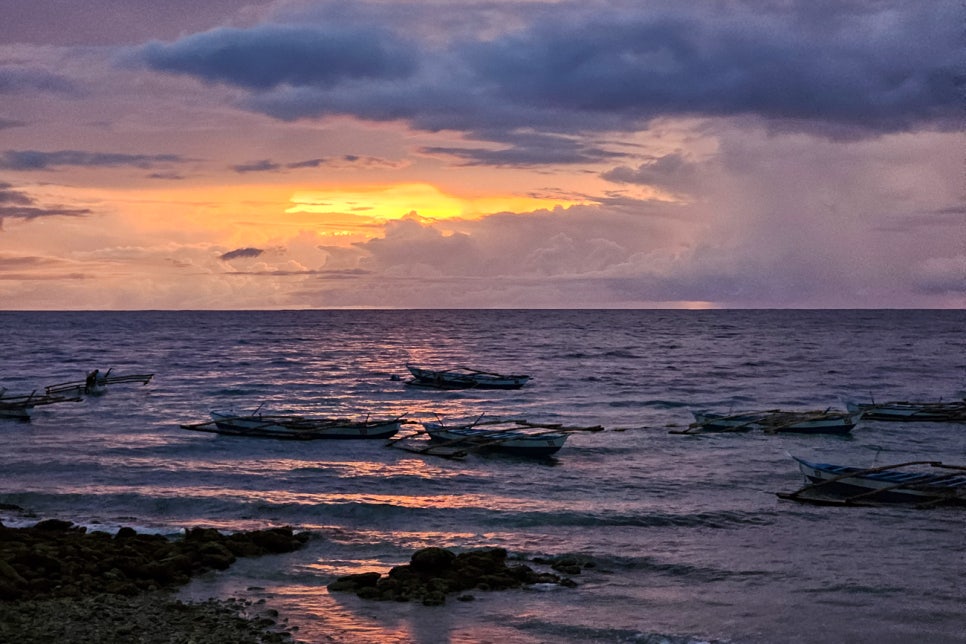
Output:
[{"xmin": 1, "ymin": 310, "xmax": 964, "ymax": 643}]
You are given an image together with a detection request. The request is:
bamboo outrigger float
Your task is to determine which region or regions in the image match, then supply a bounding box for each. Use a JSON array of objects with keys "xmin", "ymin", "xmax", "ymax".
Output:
[
  {"xmin": 846, "ymin": 399, "xmax": 966, "ymax": 422},
  {"xmin": 777, "ymin": 456, "xmax": 966, "ymax": 507},
  {"xmin": 387, "ymin": 415, "xmax": 604, "ymax": 458},
  {"xmin": 0, "ymin": 388, "xmax": 82, "ymax": 421}
]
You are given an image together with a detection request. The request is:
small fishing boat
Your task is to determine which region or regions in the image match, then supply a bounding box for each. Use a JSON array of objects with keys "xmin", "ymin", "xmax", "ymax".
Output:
[
  {"xmin": 777, "ymin": 456, "xmax": 966, "ymax": 506},
  {"xmin": 45, "ymin": 369, "xmax": 154, "ymax": 398},
  {"xmin": 389, "ymin": 417, "xmax": 604, "ymax": 457},
  {"xmin": 405, "ymin": 364, "xmax": 530, "ymax": 390},
  {"xmin": 424, "ymin": 423, "xmax": 568, "ymax": 457},
  {"xmin": 181, "ymin": 409, "xmax": 405, "ymax": 440},
  {"xmin": 846, "ymin": 400, "xmax": 966, "ymax": 422},
  {"xmin": 681, "ymin": 409, "xmax": 858, "ymax": 435},
  {"xmin": 0, "ymin": 388, "xmax": 82, "ymax": 421}
]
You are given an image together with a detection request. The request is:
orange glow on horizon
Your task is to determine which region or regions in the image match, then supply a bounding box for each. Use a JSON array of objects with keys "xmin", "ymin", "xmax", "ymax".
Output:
[
  {"xmin": 59, "ymin": 181, "xmax": 588, "ymax": 247},
  {"xmin": 286, "ymin": 182, "xmax": 586, "ymax": 222}
]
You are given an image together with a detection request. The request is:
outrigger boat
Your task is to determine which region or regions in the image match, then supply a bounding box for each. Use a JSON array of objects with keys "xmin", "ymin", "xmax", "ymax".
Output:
[
  {"xmin": 678, "ymin": 409, "xmax": 859, "ymax": 435},
  {"xmin": 45, "ymin": 369, "xmax": 154, "ymax": 398},
  {"xmin": 0, "ymin": 388, "xmax": 82, "ymax": 421},
  {"xmin": 405, "ymin": 364, "xmax": 530, "ymax": 390},
  {"xmin": 846, "ymin": 400, "xmax": 966, "ymax": 422},
  {"xmin": 778, "ymin": 456, "xmax": 966, "ymax": 507},
  {"xmin": 388, "ymin": 416, "xmax": 604, "ymax": 458},
  {"xmin": 181, "ymin": 409, "xmax": 406, "ymax": 440}
]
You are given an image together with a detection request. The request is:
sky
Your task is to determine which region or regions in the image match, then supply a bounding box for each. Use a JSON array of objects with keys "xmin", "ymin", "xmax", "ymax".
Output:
[{"xmin": 0, "ymin": 0, "xmax": 962, "ymax": 310}]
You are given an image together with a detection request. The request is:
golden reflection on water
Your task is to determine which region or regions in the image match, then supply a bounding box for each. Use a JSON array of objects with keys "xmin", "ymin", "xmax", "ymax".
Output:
[{"xmin": 314, "ymin": 457, "xmax": 464, "ymax": 480}]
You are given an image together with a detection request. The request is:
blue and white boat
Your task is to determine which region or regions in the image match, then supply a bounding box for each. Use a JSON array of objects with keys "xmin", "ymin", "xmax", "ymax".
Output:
[
  {"xmin": 391, "ymin": 417, "xmax": 604, "ymax": 458},
  {"xmin": 778, "ymin": 456, "xmax": 966, "ymax": 506}
]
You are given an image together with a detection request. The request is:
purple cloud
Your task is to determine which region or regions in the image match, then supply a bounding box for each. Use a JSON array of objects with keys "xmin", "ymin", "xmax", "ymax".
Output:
[
  {"xmin": 231, "ymin": 159, "xmax": 281, "ymax": 174},
  {"xmin": 0, "ymin": 66, "xmax": 76, "ymax": 94},
  {"xmin": 0, "ymin": 183, "xmax": 91, "ymax": 227},
  {"xmin": 0, "ymin": 150, "xmax": 184, "ymax": 171}
]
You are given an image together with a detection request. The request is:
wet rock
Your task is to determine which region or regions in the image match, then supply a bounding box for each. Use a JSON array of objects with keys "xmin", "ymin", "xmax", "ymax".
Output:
[
  {"xmin": 328, "ymin": 546, "xmax": 575, "ymax": 604},
  {"xmin": 33, "ymin": 519, "xmax": 77, "ymax": 532},
  {"xmin": 533, "ymin": 554, "xmax": 593, "ymax": 575},
  {"xmin": 326, "ymin": 571, "xmax": 382, "ymax": 593},
  {"xmin": 410, "ymin": 546, "xmax": 456, "ymax": 574},
  {"xmin": 0, "ymin": 519, "xmax": 310, "ymax": 603}
]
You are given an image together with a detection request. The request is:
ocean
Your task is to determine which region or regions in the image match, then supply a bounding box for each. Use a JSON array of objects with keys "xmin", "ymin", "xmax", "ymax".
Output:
[{"xmin": 1, "ymin": 310, "xmax": 963, "ymax": 643}]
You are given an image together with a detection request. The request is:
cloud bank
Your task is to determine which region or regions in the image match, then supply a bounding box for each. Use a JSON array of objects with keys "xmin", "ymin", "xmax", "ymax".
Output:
[{"xmin": 133, "ymin": 0, "xmax": 960, "ymax": 155}]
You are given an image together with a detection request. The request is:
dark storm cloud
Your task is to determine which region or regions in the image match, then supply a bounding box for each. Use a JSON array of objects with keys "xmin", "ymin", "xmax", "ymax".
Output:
[
  {"xmin": 0, "ymin": 150, "xmax": 184, "ymax": 170},
  {"xmin": 137, "ymin": 24, "xmax": 417, "ymax": 91},
  {"xmin": 0, "ymin": 183, "xmax": 91, "ymax": 225},
  {"xmin": 458, "ymin": 3, "xmax": 959, "ymax": 132},
  {"xmin": 220, "ymin": 247, "xmax": 264, "ymax": 261},
  {"xmin": 132, "ymin": 1, "xmax": 959, "ymax": 146}
]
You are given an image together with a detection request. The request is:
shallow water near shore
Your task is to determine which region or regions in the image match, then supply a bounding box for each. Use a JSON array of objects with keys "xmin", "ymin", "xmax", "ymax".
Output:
[{"xmin": 1, "ymin": 309, "xmax": 964, "ymax": 643}]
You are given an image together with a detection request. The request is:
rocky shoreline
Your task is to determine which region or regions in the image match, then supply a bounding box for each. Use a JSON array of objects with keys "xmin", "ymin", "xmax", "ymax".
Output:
[
  {"xmin": 327, "ymin": 546, "xmax": 580, "ymax": 605},
  {"xmin": 0, "ymin": 518, "xmax": 310, "ymax": 643},
  {"xmin": 1, "ymin": 517, "xmax": 587, "ymax": 642}
]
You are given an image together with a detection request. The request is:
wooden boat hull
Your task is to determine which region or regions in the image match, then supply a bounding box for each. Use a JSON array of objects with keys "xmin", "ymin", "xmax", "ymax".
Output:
[
  {"xmin": 847, "ymin": 401, "xmax": 966, "ymax": 422},
  {"xmin": 0, "ymin": 405, "xmax": 31, "ymax": 421},
  {"xmin": 691, "ymin": 410, "xmax": 856, "ymax": 434},
  {"xmin": 183, "ymin": 411, "xmax": 403, "ymax": 440},
  {"xmin": 423, "ymin": 423, "xmax": 568, "ymax": 456},
  {"xmin": 784, "ymin": 456, "xmax": 966, "ymax": 506},
  {"xmin": 405, "ymin": 365, "xmax": 530, "ymax": 390}
]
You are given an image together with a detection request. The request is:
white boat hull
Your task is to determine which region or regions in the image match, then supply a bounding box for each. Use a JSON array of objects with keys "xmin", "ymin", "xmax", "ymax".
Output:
[
  {"xmin": 423, "ymin": 423, "xmax": 568, "ymax": 456},
  {"xmin": 405, "ymin": 364, "xmax": 530, "ymax": 390}
]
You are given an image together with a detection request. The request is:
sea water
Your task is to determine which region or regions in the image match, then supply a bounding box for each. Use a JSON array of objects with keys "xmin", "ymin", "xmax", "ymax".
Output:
[{"xmin": 0, "ymin": 310, "xmax": 963, "ymax": 643}]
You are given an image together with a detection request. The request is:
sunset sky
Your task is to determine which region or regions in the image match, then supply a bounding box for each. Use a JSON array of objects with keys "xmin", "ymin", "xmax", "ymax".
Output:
[{"xmin": 0, "ymin": 0, "xmax": 961, "ymax": 309}]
